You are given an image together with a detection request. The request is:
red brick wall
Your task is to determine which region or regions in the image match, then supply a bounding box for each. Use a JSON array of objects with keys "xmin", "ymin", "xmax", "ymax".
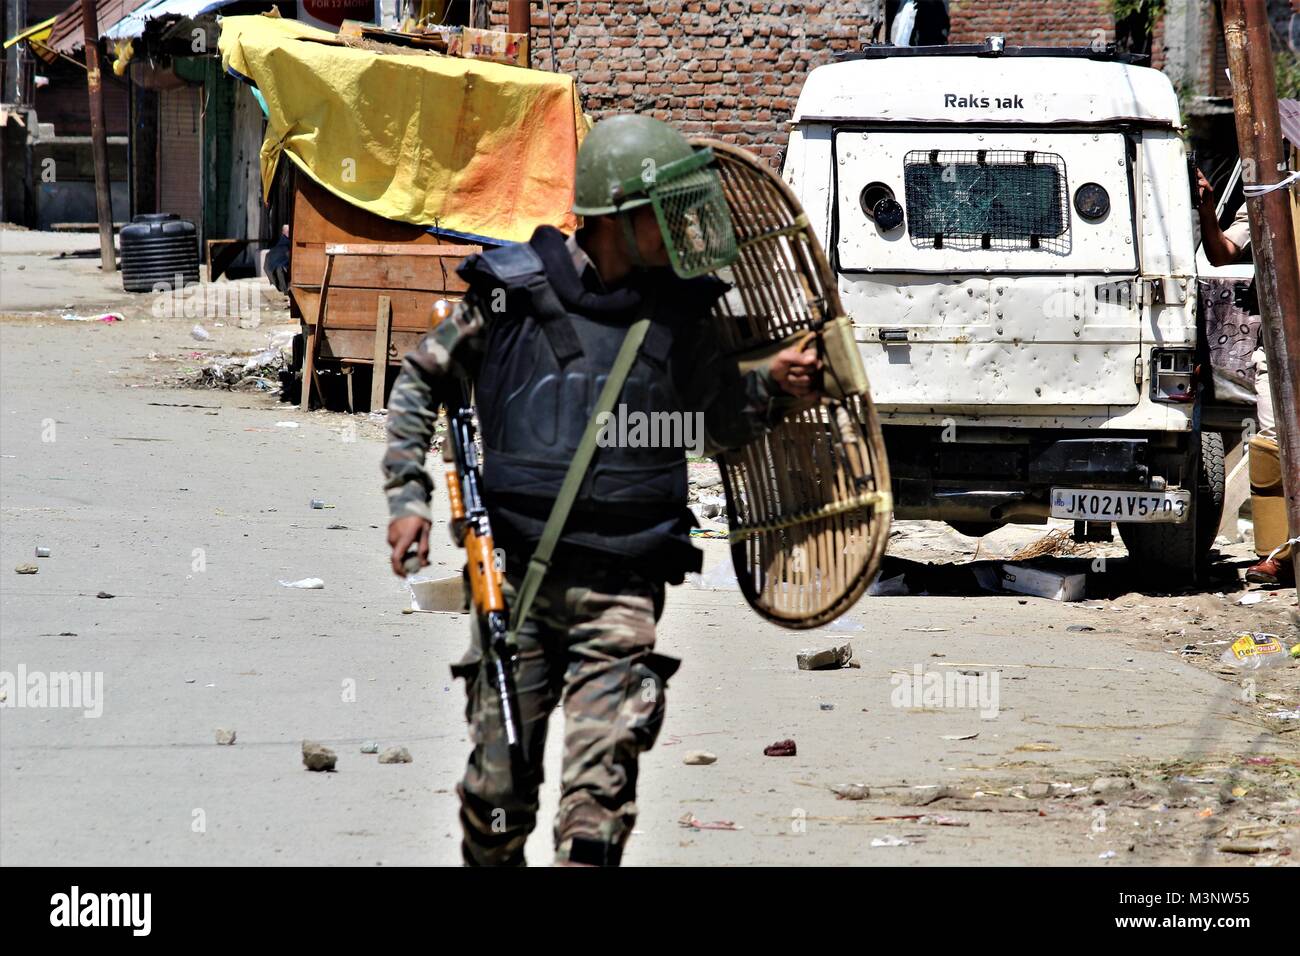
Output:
[
  {"xmin": 489, "ymin": 1, "xmax": 883, "ymax": 163},
  {"xmin": 947, "ymin": 0, "xmax": 1114, "ymax": 47}
]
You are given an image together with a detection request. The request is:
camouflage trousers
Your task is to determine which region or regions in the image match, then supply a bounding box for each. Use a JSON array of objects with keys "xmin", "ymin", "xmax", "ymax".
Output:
[{"xmin": 450, "ymin": 566, "xmax": 677, "ymax": 867}]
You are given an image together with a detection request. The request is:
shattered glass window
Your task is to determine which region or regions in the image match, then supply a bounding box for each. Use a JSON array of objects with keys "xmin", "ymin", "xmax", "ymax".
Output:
[{"xmin": 903, "ymin": 150, "xmax": 1070, "ymax": 254}]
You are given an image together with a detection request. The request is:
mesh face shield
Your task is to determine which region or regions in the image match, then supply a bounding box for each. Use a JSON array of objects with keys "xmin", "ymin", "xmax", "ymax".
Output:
[{"xmin": 617, "ymin": 148, "xmax": 738, "ymax": 279}]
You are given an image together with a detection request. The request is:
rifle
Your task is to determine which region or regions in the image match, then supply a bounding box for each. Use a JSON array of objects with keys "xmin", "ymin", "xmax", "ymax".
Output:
[{"xmin": 439, "ymin": 382, "xmax": 523, "ymax": 768}]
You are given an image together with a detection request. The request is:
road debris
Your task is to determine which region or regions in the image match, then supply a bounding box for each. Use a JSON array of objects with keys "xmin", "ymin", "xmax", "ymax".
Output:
[
  {"xmin": 215, "ymin": 729, "xmax": 236, "ymax": 745},
  {"xmin": 34, "ymin": 547, "xmax": 50, "ymax": 558},
  {"xmin": 678, "ymin": 813, "xmax": 742, "ymax": 831},
  {"xmin": 96, "ymin": 591, "xmax": 114, "ymax": 599},
  {"xmin": 279, "ymin": 578, "xmax": 325, "ymax": 589},
  {"xmin": 360, "ymin": 741, "xmax": 379, "ymax": 754},
  {"xmin": 871, "ymin": 835, "xmax": 910, "ymax": 847},
  {"xmin": 378, "ymin": 746, "xmax": 413, "ymax": 764},
  {"xmin": 14, "ymin": 564, "xmax": 38, "ymax": 574},
  {"xmin": 1219, "ymin": 632, "xmax": 1289, "ymax": 668},
  {"xmin": 829, "ymin": 783, "xmax": 871, "ymax": 800},
  {"xmin": 1090, "ymin": 776, "xmax": 1135, "ymax": 794},
  {"xmin": 302, "ymin": 740, "xmax": 337, "ymax": 772},
  {"xmin": 683, "ymin": 750, "xmax": 717, "ymax": 765},
  {"xmin": 764, "ymin": 739, "xmax": 797, "ymax": 757},
  {"xmin": 796, "ymin": 643, "xmax": 854, "ymax": 670}
]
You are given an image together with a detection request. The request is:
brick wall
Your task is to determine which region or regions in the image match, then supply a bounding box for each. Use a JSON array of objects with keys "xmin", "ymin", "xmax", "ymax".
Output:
[
  {"xmin": 489, "ymin": 1, "xmax": 883, "ymax": 163},
  {"xmin": 947, "ymin": 0, "xmax": 1114, "ymax": 47}
]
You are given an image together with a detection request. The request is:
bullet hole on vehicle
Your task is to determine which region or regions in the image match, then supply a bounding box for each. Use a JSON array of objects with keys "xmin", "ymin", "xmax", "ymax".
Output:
[
  {"xmin": 859, "ymin": 182, "xmax": 904, "ymax": 231},
  {"xmin": 1074, "ymin": 182, "xmax": 1110, "ymax": 222}
]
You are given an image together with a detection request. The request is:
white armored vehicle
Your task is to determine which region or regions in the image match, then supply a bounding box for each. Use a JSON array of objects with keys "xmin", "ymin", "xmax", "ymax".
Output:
[{"xmin": 783, "ymin": 38, "xmax": 1225, "ymax": 581}]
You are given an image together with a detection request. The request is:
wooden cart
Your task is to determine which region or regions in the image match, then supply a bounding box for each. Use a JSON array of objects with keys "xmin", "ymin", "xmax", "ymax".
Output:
[{"xmin": 288, "ymin": 176, "xmax": 483, "ymax": 411}]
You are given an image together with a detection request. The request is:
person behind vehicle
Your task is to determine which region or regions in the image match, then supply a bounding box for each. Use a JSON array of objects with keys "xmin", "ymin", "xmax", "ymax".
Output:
[
  {"xmin": 381, "ymin": 114, "xmax": 821, "ymax": 866},
  {"xmin": 1196, "ymin": 168, "xmax": 1293, "ymax": 586}
]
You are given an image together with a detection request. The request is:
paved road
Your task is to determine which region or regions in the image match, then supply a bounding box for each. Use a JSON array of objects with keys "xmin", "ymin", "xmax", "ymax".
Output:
[{"xmin": 2, "ymin": 235, "xmax": 1295, "ymax": 866}]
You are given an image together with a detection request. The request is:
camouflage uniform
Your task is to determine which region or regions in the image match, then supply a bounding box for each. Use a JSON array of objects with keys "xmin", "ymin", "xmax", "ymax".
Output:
[{"xmin": 382, "ymin": 234, "xmax": 796, "ymax": 866}]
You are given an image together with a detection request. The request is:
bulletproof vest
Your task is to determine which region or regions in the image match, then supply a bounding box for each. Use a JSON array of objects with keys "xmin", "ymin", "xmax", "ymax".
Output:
[{"xmin": 464, "ymin": 239, "xmax": 691, "ymax": 533}]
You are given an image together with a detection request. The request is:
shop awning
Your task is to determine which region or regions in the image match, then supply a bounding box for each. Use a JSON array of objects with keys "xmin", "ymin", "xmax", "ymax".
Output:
[{"xmin": 3, "ymin": 15, "xmax": 57, "ymax": 50}]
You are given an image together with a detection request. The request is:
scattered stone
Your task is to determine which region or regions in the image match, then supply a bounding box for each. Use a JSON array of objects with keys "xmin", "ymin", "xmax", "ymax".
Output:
[
  {"xmin": 360, "ymin": 741, "xmax": 379, "ymax": 754},
  {"xmin": 215, "ymin": 729, "xmax": 236, "ymax": 745},
  {"xmin": 830, "ymin": 783, "xmax": 870, "ymax": 800},
  {"xmin": 796, "ymin": 643, "xmax": 854, "ymax": 671},
  {"xmin": 763, "ymin": 739, "xmax": 797, "ymax": 757},
  {"xmin": 378, "ymin": 746, "xmax": 412, "ymax": 764},
  {"xmin": 819, "ymin": 702, "xmax": 835, "ymax": 711},
  {"xmin": 302, "ymin": 740, "xmax": 337, "ymax": 772},
  {"xmin": 15, "ymin": 564, "xmax": 38, "ymax": 574},
  {"xmin": 901, "ymin": 786, "xmax": 953, "ymax": 807},
  {"xmin": 1024, "ymin": 783, "xmax": 1053, "ymax": 799},
  {"xmin": 1066, "ymin": 624, "xmax": 1095, "ymax": 632},
  {"xmin": 96, "ymin": 591, "xmax": 115, "ymax": 599},
  {"xmin": 683, "ymin": 750, "xmax": 717, "ymax": 765},
  {"xmin": 1090, "ymin": 776, "xmax": 1135, "ymax": 795}
]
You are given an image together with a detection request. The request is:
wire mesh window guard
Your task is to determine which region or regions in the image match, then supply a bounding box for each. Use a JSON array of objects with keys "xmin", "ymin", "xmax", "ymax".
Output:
[{"xmin": 902, "ymin": 149, "xmax": 1071, "ymax": 254}]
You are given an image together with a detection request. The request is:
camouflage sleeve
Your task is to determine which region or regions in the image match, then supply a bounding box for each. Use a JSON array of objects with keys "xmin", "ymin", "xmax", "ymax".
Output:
[
  {"xmin": 381, "ymin": 295, "xmax": 488, "ymax": 521},
  {"xmin": 682, "ymin": 320, "xmax": 801, "ymax": 457}
]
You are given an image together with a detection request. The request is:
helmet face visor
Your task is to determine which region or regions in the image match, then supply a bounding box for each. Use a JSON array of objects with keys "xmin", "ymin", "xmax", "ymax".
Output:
[
  {"xmin": 618, "ymin": 148, "xmax": 738, "ymax": 279},
  {"xmin": 649, "ymin": 165, "xmax": 738, "ymax": 278}
]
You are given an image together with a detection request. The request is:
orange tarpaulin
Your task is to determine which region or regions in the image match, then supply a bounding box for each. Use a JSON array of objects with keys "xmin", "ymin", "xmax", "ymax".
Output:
[{"xmin": 218, "ymin": 14, "xmax": 584, "ymax": 244}]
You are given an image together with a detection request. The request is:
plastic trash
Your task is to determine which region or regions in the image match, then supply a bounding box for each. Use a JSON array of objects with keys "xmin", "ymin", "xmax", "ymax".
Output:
[
  {"xmin": 60, "ymin": 312, "xmax": 123, "ymax": 322},
  {"xmin": 279, "ymin": 577, "xmax": 325, "ymax": 589},
  {"xmin": 688, "ymin": 560, "xmax": 738, "ymax": 590},
  {"xmin": 867, "ymin": 572, "xmax": 908, "ymax": 597},
  {"xmin": 1219, "ymin": 632, "xmax": 1290, "ymax": 669},
  {"xmin": 191, "ymin": 324, "xmax": 211, "ymax": 341}
]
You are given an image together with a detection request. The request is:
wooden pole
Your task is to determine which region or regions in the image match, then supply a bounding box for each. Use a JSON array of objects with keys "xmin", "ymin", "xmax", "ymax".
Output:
[
  {"xmin": 79, "ymin": 0, "xmax": 117, "ymax": 272},
  {"xmin": 1222, "ymin": 0, "xmax": 1300, "ymax": 589},
  {"xmin": 508, "ymin": 0, "xmax": 530, "ymax": 67}
]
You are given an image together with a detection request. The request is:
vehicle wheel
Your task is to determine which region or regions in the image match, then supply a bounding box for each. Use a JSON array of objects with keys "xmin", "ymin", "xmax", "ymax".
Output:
[{"xmin": 1119, "ymin": 431, "xmax": 1225, "ymax": 583}]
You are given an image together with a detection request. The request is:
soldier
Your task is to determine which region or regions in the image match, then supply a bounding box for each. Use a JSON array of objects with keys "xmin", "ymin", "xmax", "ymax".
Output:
[{"xmin": 382, "ymin": 114, "xmax": 820, "ymax": 866}]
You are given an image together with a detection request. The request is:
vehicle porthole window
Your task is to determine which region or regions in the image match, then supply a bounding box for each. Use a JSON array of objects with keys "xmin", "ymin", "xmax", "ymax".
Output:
[
  {"xmin": 1074, "ymin": 182, "xmax": 1110, "ymax": 221},
  {"xmin": 859, "ymin": 182, "xmax": 904, "ymax": 230}
]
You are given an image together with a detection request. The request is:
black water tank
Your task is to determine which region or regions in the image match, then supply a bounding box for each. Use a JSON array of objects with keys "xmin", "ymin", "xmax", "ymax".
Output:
[{"xmin": 120, "ymin": 213, "xmax": 200, "ymax": 292}]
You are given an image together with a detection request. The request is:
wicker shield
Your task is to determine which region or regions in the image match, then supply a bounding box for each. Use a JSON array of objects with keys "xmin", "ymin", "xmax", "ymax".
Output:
[{"xmin": 695, "ymin": 140, "xmax": 893, "ymax": 629}]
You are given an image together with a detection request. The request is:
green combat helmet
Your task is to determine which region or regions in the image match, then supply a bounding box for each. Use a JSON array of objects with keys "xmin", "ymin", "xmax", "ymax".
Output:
[{"xmin": 573, "ymin": 114, "xmax": 737, "ymax": 279}]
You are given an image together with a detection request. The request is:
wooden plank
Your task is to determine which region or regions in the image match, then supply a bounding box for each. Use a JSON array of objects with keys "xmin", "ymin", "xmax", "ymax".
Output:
[
  {"xmin": 293, "ymin": 248, "xmax": 473, "ymax": 292},
  {"xmin": 291, "ymin": 287, "xmax": 459, "ymax": 333},
  {"xmin": 319, "ymin": 328, "xmax": 425, "ymax": 363},
  {"xmin": 371, "ymin": 295, "xmax": 392, "ymax": 411},
  {"xmin": 303, "ymin": 252, "xmax": 334, "ymax": 412},
  {"xmin": 1218, "ymin": 448, "xmax": 1252, "ymax": 540},
  {"xmin": 324, "ymin": 243, "xmax": 479, "ymax": 256}
]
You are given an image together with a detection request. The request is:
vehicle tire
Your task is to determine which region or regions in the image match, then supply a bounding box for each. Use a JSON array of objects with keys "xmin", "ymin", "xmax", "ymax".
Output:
[{"xmin": 1119, "ymin": 431, "xmax": 1225, "ymax": 583}]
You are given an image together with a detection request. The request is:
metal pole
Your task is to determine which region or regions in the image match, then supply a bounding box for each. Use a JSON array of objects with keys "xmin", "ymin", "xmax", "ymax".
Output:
[
  {"xmin": 508, "ymin": 0, "xmax": 530, "ymax": 67},
  {"xmin": 1222, "ymin": 0, "xmax": 1300, "ymax": 590},
  {"xmin": 80, "ymin": 0, "xmax": 117, "ymax": 272}
]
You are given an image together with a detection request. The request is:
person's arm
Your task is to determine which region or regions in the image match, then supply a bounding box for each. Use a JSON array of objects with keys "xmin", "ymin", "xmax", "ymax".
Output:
[
  {"xmin": 683, "ymin": 319, "xmax": 821, "ymax": 457},
  {"xmin": 1196, "ymin": 169, "xmax": 1244, "ymax": 267},
  {"xmin": 382, "ymin": 294, "xmax": 489, "ymax": 575}
]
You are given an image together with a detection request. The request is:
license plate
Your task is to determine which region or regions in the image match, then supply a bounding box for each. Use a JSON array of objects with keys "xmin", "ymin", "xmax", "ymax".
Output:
[{"xmin": 1050, "ymin": 487, "xmax": 1191, "ymax": 523}]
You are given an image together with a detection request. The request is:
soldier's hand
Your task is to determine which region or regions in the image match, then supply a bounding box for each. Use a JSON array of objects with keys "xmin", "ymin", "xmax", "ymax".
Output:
[
  {"xmin": 388, "ymin": 515, "xmax": 432, "ymax": 577},
  {"xmin": 770, "ymin": 343, "xmax": 821, "ymax": 399}
]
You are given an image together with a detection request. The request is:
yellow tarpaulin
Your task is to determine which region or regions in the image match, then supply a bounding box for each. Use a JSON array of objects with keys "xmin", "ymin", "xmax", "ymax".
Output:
[{"xmin": 218, "ymin": 14, "xmax": 583, "ymax": 243}]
